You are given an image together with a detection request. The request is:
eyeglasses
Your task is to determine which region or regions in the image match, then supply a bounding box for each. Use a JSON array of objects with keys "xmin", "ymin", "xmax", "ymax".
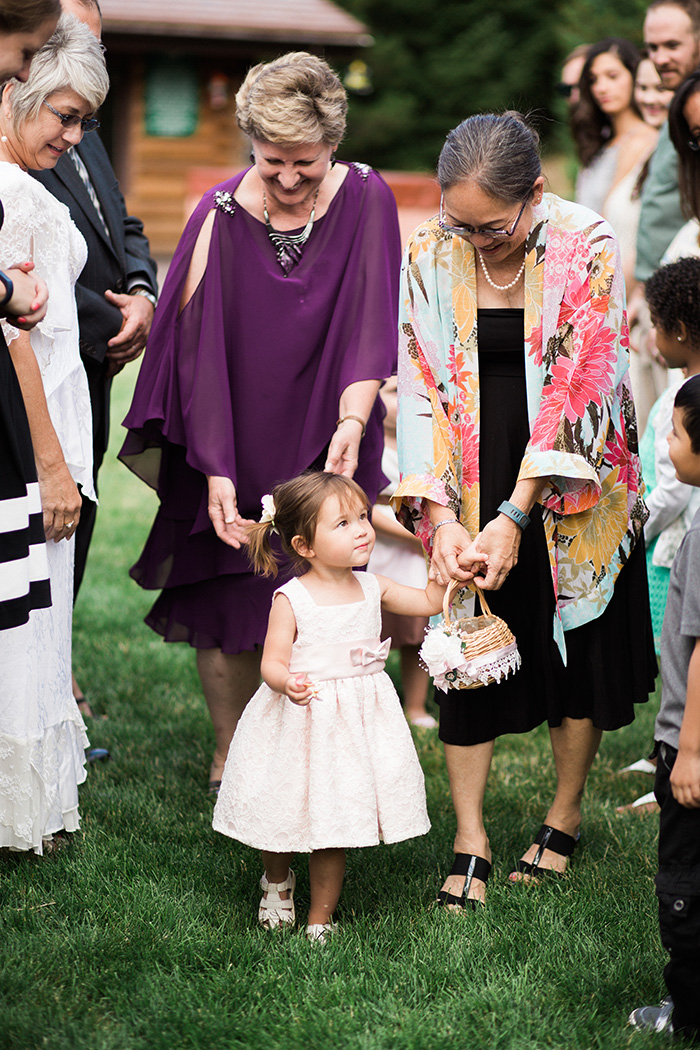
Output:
[
  {"xmin": 438, "ymin": 195, "xmax": 529, "ymax": 240},
  {"xmin": 42, "ymin": 99, "xmax": 100, "ymax": 134}
]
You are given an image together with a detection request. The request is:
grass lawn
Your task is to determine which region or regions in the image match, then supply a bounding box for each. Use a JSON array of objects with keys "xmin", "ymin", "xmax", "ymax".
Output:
[{"xmin": 0, "ymin": 368, "xmax": 669, "ymax": 1050}]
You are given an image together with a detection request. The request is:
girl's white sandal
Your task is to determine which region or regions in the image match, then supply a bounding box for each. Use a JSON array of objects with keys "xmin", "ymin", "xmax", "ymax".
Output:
[
  {"xmin": 306, "ymin": 922, "xmax": 337, "ymax": 944},
  {"xmin": 258, "ymin": 869, "xmax": 296, "ymax": 930}
]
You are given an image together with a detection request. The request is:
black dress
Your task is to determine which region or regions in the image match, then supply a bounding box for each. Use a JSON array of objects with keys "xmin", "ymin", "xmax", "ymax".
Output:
[
  {"xmin": 0, "ymin": 201, "xmax": 51, "ymax": 629},
  {"xmin": 437, "ymin": 309, "xmax": 657, "ymax": 747}
]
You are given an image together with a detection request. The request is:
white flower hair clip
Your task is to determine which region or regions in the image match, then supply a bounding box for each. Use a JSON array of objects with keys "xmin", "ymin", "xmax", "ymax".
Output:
[{"xmin": 260, "ymin": 494, "xmax": 278, "ymax": 532}]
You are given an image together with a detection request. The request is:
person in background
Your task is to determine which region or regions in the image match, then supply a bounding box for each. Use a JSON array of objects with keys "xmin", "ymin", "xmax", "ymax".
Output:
[
  {"xmin": 0, "ymin": 0, "xmax": 58, "ymax": 632},
  {"xmin": 628, "ymin": 374, "xmax": 700, "ymax": 1042},
  {"xmin": 630, "ymin": 0, "xmax": 700, "ymax": 432},
  {"xmin": 618, "ymin": 258, "xmax": 700, "ymax": 816},
  {"xmin": 573, "ymin": 38, "xmax": 658, "ymax": 293},
  {"xmin": 120, "ymin": 53, "xmax": 401, "ymax": 796},
  {"xmin": 558, "ymin": 44, "xmax": 589, "ymax": 111},
  {"xmin": 0, "ymin": 14, "xmax": 109, "ymax": 853},
  {"xmin": 367, "ymin": 377, "xmax": 436, "ymax": 730},
  {"xmin": 635, "ymin": 51, "xmax": 675, "ymax": 128},
  {"xmin": 32, "ymin": 0, "xmax": 158, "ymax": 720}
]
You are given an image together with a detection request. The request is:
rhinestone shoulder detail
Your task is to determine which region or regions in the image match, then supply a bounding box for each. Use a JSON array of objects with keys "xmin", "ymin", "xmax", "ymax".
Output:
[
  {"xmin": 351, "ymin": 162, "xmax": 372, "ymax": 181},
  {"xmin": 213, "ymin": 190, "xmax": 236, "ymax": 215}
]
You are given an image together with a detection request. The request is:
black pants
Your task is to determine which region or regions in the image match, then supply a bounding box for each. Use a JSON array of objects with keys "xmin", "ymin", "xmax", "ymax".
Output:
[
  {"xmin": 73, "ymin": 355, "xmax": 110, "ymax": 602},
  {"xmin": 656, "ymin": 741, "xmax": 700, "ymax": 1041}
]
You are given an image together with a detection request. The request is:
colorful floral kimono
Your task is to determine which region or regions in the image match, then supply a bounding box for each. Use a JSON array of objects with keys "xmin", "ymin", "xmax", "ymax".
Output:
[{"xmin": 394, "ymin": 193, "xmax": 647, "ymax": 659}]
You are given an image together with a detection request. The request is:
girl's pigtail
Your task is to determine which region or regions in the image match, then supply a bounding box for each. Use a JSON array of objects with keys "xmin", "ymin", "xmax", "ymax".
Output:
[{"xmin": 246, "ymin": 521, "xmax": 280, "ymax": 577}]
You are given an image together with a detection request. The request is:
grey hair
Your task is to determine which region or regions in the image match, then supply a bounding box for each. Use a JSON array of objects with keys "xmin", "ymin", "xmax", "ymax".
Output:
[
  {"xmin": 7, "ymin": 12, "xmax": 108, "ymax": 130},
  {"xmin": 437, "ymin": 111, "xmax": 542, "ymax": 203}
]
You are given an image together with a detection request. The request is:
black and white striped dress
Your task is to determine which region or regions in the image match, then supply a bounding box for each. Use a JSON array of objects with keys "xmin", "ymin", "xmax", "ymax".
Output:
[
  {"xmin": 0, "ymin": 204, "xmax": 50, "ymax": 629},
  {"xmin": 0, "ymin": 336, "xmax": 51, "ymax": 627}
]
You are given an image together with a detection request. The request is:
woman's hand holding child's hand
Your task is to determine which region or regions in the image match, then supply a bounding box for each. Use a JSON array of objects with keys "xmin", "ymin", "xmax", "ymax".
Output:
[{"xmin": 461, "ymin": 515, "xmax": 520, "ymax": 590}]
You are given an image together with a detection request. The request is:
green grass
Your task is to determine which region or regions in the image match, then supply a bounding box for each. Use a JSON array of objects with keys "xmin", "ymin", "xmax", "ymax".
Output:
[{"xmin": 0, "ymin": 369, "xmax": 672, "ymax": 1049}]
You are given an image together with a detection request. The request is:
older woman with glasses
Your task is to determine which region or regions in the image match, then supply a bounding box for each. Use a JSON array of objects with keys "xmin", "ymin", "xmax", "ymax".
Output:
[
  {"xmin": 0, "ymin": 13, "xmax": 108, "ymax": 853},
  {"xmin": 394, "ymin": 111, "xmax": 656, "ymax": 908}
]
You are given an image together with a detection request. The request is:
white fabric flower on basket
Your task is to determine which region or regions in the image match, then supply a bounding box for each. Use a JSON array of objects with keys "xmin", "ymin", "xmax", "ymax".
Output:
[{"xmin": 419, "ymin": 627, "xmax": 468, "ymax": 692}]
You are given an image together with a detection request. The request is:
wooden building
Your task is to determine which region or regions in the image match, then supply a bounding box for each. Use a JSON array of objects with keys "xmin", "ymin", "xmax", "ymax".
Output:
[{"xmin": 99, "ymin": 0, "xmax": 371, "ymax": 255}]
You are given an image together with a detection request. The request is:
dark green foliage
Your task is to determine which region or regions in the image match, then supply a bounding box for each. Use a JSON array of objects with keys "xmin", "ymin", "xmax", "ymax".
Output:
[{"xmin": 335, "ymin": 0, "xmax": 652, "ymax": 168}]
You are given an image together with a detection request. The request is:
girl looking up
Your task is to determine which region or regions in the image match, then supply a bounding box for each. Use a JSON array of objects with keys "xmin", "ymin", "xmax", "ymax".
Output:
[{"xmin": 213, "ymin": 472, "xmax": 451, "ymax": 942}]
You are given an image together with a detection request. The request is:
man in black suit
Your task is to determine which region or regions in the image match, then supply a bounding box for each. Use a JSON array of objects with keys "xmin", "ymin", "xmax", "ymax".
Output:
[{"xmin": 32, "ymin": 0, "xmax": 158, "ymax": 712}]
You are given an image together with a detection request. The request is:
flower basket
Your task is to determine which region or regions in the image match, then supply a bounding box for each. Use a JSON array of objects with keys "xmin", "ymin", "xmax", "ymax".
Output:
[{"xmin": 419, "ymin": 579, "xmax": 521, "ymax": 691}]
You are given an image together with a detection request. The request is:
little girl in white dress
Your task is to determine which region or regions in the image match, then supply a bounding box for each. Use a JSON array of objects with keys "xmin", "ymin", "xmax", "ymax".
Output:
[{"xmin": 212, "ymin": 471, "xmax": 445, "ymax": 942}]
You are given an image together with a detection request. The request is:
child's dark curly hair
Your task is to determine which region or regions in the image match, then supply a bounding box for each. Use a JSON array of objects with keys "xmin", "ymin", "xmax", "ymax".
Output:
[
  {"xmin": 645, "ymin": 256, "xmax": 700, "ymax": 345},
  {"xmin": 675, "ymin": 374, "xmax": 700, "ymax": 454}
]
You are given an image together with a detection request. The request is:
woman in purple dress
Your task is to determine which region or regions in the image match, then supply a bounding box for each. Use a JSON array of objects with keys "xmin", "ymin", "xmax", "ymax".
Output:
[{"xmin": 120, "ymin": 53, "xmax": 401, "ymax": 792}]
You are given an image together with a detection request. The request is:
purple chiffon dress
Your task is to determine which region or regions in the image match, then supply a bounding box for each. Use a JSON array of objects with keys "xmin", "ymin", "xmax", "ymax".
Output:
[{"xmin": 120, "ymin": 163, "xmax": 401, "ymax": 653}]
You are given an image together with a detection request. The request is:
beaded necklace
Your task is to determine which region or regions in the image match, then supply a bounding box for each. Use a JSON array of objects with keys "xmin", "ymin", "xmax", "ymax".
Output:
[{"xmin": 263, "ymin": 187, "xmax": 320, "ymax": 277}]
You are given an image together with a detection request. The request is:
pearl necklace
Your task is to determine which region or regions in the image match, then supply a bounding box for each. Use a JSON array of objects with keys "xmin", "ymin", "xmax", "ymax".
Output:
[{"xmin": 478, "ymin": 251, "xmax": 526, "ymax": 291}]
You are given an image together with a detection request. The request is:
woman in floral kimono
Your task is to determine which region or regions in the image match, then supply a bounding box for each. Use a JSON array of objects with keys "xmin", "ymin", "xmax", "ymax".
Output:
[{"xmin": 394, "ymin": 112, "xmax": 656, "ymax": 908}]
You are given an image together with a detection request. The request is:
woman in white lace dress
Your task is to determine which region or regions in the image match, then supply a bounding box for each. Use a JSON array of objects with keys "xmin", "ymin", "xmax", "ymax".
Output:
[{"xmin": 0, "ymin": 15, "xmax": 108, "ymax": 853}]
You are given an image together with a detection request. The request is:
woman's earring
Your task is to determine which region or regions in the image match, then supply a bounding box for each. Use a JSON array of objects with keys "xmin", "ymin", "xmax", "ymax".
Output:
[
  {"xmin": 249, "ymin": 151, "xmax": 255, "ymax": 164},
  {"xmin": 1, "ymin": 136, "xmax": 7, "ymax": 143},
  {"xmin": 678, "ymin": 334, "xmax": 684, "ymax": 342},
  {"xmin": 330, "ymin": 153, "xmax": 337, "ymax": 168}
]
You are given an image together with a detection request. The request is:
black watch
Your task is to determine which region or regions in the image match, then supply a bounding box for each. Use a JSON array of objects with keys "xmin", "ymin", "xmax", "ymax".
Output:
[{"xmin": 0, "ymin": 270, "xmax": 14, "ymax": 309}]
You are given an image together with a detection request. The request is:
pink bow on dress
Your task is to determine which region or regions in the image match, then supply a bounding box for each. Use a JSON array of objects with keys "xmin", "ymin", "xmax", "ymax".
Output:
[{"xmin": 349, "ymin": 638, "xmax": 391, "ymax": 667}]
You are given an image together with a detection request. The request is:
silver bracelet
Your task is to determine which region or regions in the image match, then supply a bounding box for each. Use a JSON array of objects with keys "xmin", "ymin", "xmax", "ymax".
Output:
[{"xmin": 432, "ymin": 518, "xmax": 463, "ymax": 537}]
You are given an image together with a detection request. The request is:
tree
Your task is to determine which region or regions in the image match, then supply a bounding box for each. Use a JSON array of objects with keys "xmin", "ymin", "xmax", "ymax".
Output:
[{"xmin": 335, "ymin": 0, "xmax": 651, "ymax": 169}]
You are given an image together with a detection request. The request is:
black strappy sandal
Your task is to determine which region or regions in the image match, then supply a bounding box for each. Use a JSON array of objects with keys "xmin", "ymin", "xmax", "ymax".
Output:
[
  {"xmin": 511, "ymin": 823, "xmax": 579, "ymax": 880},
  {"xmin": 437, "ymin": 853, "xmax": 492, "ymax": 910}
]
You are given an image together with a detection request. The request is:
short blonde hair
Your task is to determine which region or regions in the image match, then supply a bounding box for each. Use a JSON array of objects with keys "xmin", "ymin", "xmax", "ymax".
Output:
[
  {"xmin": 235, "ymin": 51, "xmax": 347, "ymax": 146},
  {"xmin": 7, "ymin": 13, "xmax": 108, "ymax": 131}
]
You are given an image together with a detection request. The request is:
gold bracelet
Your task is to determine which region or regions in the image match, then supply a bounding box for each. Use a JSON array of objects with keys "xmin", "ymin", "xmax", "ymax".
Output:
[{"xmin": 336, "ymin": 414, "xmax": 366, "ymax": 437}]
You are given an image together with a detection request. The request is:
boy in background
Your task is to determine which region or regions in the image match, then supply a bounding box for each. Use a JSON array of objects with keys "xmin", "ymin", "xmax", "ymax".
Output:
[{"xmin": 630, "ymin": 374, "xmax": 700, "ymax": 1040}]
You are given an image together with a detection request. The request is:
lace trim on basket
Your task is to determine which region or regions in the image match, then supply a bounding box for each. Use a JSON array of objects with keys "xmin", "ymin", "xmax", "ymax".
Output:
[{"xmin": 459, "ymin": 640, "xmax": 522, "ymax": 687}]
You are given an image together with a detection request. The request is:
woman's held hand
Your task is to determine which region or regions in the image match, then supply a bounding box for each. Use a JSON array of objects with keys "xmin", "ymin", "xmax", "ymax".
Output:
[
  {"xmin": 206, "ymin": 475, "xmax": 254, "ymax": 548},
  {"xmin": 464, "ymin": 514, "xmax": 521, "ymax": 590},
  {"xmin": 429, "ymin": 519, "xmax": 485, "ymax": 585}
]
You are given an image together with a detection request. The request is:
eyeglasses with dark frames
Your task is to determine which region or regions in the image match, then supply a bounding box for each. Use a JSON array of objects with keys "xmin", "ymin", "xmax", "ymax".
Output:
[
  {"xmin": 42, "ymin": 99, "xmax": 100, "ymax": 134},
  {"xmin": 438, "ymin": 195, "xmax": 529, "ymax": 240}
]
